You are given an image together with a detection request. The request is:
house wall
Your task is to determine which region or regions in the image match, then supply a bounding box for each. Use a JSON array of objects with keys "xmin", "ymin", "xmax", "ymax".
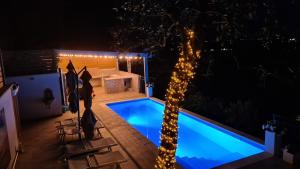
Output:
[
  {"xmin": 0, "ymin": 87, "xmax": 20, "ymax": 169},
  {"xmin": 0, "ymin": 54, "xmax": 4, "ymax": 89},
  {"xmin": 0, "ymin": 65, "xmax": 3, "ymax": 88},
  {"xmin": 58, "ymin": 56, "xmax": 117, "ymax": 72},
  {"xmin": 6, "ymin": 73, "xmax": 63, "ymax": 121}
]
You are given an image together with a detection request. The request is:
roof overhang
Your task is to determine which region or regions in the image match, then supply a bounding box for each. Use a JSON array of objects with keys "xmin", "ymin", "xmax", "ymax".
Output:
[{"xmin": 54, "ymin": 49, "xmax": 151, "ymax": 59}]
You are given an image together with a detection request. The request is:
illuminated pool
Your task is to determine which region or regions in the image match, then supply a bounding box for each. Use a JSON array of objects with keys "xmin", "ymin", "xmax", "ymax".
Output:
[{"xmin": 107, "ymin": 98, "xmax": 264, "ymax": 169}]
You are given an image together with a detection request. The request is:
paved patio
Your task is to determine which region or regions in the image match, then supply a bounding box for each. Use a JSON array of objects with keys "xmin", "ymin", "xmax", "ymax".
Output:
[
  {"xmin": 15, "ymin": 88, "xmax": 295, "ymax": 169},
  {"xmin": 15, "ymin": 90, "xmax": 144, "ymax": 169}
]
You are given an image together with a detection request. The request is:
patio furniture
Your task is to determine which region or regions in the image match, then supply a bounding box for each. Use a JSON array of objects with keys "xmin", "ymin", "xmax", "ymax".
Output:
[
  {"xmin": 57, "ymin": 120, "xmax": 104, "ymax": 143},
  {"xmin": 58, "ymin": 125, "xmax": 83, "ymax": 143},
  {"xmin": 55, "ymin": 117, "xmax": 78, "ymax": 128},
  {"xmin": 65, "ymin": 137, "xmax": 117, "ymax": 158},
  {"xmin": 68, "ymin": 151, "xmax": 126, "ymax": 169}
]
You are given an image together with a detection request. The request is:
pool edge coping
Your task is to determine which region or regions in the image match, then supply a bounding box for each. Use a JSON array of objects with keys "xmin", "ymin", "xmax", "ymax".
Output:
[
  {"xmin": 105, "ymin": 96, "xmax": 271, "ymax": 169},
  {"xmin": 150, "ymin": 97, "xmax": 272, "ymax": 168},
  {"xmin": 103, "ymin": 96, "xmax": 184, "ymax": 169},
  {"xmin": 150, "ymin": 97, "xmax": 265, "ymax": 145}
]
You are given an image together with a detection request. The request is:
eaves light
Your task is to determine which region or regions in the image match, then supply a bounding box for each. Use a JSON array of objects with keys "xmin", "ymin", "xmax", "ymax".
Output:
[{"xmin": 59, "ymin": 53, "xmax": 142, "ymax": 59}]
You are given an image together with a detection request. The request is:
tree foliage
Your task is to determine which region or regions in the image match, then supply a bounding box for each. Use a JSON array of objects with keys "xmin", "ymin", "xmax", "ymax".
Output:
[
  {"xmin": 112, "ymin": 0, "xmax": 298, "ymax": 168},
  {"xmin": 112, "ymin": 0, "xmax": 295, "ymax": 53}
]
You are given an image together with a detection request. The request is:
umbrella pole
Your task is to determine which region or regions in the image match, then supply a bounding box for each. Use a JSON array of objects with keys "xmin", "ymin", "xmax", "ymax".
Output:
[
  {"xmin": 74, "ymin": 66, "xmax": 87, "ymax": 141},
  {"xmin": 76, "ymin": 73, "xmax": 81, "ymax": 141}
]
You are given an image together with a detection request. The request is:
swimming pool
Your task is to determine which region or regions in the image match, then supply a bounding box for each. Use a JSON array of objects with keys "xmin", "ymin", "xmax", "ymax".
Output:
[{"xmin": 107, "ymin": 98, "xmax": 265, "ymax": 169}]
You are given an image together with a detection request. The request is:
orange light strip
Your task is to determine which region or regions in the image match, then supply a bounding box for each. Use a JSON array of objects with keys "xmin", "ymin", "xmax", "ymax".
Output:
[{"xmin": 58, "ymin": 53, "xmax": 142, "ymax": 59}]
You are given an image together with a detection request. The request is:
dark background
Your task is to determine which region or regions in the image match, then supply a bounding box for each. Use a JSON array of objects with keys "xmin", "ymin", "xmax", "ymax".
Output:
[
  {"xmin": 0, "ymin": 0, "xmax": 299, "ymax": 151},
  {"xmin": 0, "ymin": 0, "xmax": 121, "ymax": 50},
  {"xmin": 1, "ymin": 1, "xmax": 299, "ymax": 50}
]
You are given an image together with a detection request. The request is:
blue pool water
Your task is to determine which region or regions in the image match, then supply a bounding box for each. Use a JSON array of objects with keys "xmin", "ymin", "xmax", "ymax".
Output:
[{"xmin": 107, "ymin": 98, "xmax": 264, "ymax": 169}]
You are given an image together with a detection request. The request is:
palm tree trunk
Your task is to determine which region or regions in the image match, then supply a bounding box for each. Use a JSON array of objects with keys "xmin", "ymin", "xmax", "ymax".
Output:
[{"xmin": 155, "ymin": 29, "xmax": 201, "ymax": 169}]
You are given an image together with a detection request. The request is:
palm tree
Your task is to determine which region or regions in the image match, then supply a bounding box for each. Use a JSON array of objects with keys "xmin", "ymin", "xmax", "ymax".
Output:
[{"xmin": 155, "ymin": 29, "xmax": 201, "ymax": 169}]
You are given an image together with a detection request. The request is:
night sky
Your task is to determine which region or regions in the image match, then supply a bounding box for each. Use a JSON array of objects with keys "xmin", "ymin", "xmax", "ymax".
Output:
[
  {"xmin": 0, "ymin": 0, "xmax": 299, "ymax": 50},
  {"xmin": 0, "ymin": 1, "xmax": 119, "ymax": 50}
]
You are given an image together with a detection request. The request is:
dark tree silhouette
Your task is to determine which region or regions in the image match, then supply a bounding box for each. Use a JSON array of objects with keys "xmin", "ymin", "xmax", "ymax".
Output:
[{"xmin": 112, "ymin": 0, "xmax": 298, "ymax": 168}]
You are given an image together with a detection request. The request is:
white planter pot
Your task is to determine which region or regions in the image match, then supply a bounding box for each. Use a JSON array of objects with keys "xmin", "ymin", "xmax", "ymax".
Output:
[
  {"xmin": 264, "ymin": 130, "xmax": 282, "ymax": 156},
  {"xmin": 265, "ymin": 130, "xmax": 276, "ymax": 155},
  {"xmin": 146, "ymin": 86, "xmax": 153, "ymax": 97}
]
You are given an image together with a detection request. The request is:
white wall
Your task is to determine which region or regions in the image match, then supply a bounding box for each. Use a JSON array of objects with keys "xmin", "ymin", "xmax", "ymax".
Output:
[
  {"xmin": 118, "ymin": 71, "xmax": 141, "ymax": 92},
  {"xmin": 6, "ymin": 73, "xmax": 63, "ymax": 120},
  {"xmin": 0, "ymin": 87, "xmax": 19, "ymax": 169}
]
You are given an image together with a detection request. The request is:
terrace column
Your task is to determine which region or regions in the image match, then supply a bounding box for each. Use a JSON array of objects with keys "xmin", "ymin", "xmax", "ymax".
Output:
[
  {"xmin": 143, "ymin": 57, "xmax": 149, "ymax": 83},
  {"xmin": 143, "ymin": 56, "xmax": 152, "ymax": 97},
  {"xmin": 127, "ymin": 59, "xmax": 131, "ymax": 73}
]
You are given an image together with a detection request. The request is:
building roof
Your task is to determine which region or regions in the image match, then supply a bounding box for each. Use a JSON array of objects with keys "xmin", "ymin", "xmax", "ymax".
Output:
[{"xmin": 55, "ymin": 49, "xmax": 151, "ymax": 58}]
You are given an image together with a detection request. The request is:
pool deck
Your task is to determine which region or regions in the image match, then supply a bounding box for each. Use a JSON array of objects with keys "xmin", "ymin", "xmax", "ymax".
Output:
[{"xmin": 15, "ymin": 89, "xmax": 295, "ymax": 169}]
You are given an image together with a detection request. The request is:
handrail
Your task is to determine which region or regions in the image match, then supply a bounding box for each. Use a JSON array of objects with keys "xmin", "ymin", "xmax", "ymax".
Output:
[{"xmin": 11, "ymin": 150, "xmax": 19, "ymax": 169}]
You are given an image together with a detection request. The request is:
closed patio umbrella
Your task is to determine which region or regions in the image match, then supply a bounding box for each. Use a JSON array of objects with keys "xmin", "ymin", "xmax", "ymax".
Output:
[
  {"xmin": 80, "ymin": 70, "xmax": 97, "ymax": 140},
  {"xmin": 66, "ymin": 62, "xmax": 79, "ymax": 113}
]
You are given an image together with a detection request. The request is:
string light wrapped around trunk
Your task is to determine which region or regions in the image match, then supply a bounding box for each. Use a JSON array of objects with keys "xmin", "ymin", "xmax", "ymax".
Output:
[{"xmin": 155, "ymin": 29, "xmax": 201, "ymax": 169}]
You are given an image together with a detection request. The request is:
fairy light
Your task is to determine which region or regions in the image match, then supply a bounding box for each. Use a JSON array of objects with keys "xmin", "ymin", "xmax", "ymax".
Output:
[
  {"xmin": 155, "ymin": 29, "xmax": 201, "ymax": 169},
  {"xmin": 58, "ymin": 53, "xmax": 142, "ymax": 60}
]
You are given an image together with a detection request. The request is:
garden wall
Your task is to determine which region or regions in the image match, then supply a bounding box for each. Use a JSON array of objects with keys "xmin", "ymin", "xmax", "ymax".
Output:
[
  {"xmin": 0, "ymin": 86, "xmax": 20, "ymax": 169},
  {"xmin": 6, "ymin": 73, "xmax": 63, "ymax": 121}
]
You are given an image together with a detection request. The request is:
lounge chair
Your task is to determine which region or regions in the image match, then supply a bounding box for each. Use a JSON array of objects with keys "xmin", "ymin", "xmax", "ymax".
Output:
[
  {"xmin": 55, "ymin": 117, "xmax": 78, "ymax": 128},
  {"xmin": 65, "ymin": 137, "xmax": 117, "ymax": 158},
  {"xmin": 68, "ymin": 151, "xmax": 126, "ymax": 169},
  {"xmin": 57, "ymin": 120, "xmax": 105, "ymax": 143},
  {"xmin": 58, "ymin": 125, "xmax": 83, "ymax": 143},
  {"xmin": 56, "ymin": 118, "xmax": 104, "ymax": 129}
]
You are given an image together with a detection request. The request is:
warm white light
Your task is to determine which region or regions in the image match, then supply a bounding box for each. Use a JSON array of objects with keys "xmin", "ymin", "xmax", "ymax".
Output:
[{"xmin": 59, "ymin": 53, "xmax": 135, "ymax": 59}]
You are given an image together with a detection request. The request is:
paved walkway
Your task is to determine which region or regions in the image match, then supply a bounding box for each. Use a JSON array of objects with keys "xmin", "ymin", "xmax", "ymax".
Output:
[
  {"xmin": 95, "ymin": 98, "xmax": 159, "ymax": 169},
  {"xmin": 15, "ymin": 92, "xmax": 144, "ymax": 169},
  {"xmin": 15, "ymin": 114, "xmax": 71, "ymax": 169},
  {"xmin": 240, "ymin": 156, "xmax": 294, "ymax": 169},
  {"xmin": 15, "ymin": 89, "xmax": 295, "ymax": 169}
]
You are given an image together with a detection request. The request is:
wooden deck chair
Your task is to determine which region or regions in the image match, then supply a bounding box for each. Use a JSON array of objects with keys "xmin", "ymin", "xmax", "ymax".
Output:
[
  {"xmin": 65, "ymin": 137, "xmax": 117, "ymax": 158},
  {"xmin": 57, "ymin": 120, "xmax": 105, "ymax": 143},
  {"xmin": 68, "ymin": 151, "xmax": 126, "ymax": 169},
  {"xmin": 58, "ymin": 125, "xmax": 83, "ymax": 143},
  {"xmin": 56, "ymin": 118, "xmax": 104, "ymax": 131},
  {"xmin": 55, "ymin": 117, "xmax": 78, "ymax": 127}
]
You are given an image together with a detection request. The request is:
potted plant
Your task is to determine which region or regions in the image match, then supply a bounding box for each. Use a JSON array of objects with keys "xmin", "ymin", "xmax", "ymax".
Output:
[
  {"xmin": 282, "ymin": 116, "xmax": 300, "ymax": 166},
  {"xmin": 282, "ymin": 145, "xmax": 294, "ymax": 164},
  {"xmin": 262, "ymin": 120, "xmax": 285, "ymax": 156}
]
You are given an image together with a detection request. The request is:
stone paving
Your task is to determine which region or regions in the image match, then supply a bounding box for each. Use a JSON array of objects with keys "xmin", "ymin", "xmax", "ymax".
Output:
[
  {"xmin": 15, "ymin": 114, "xmax": 70, "ymax": 169},
  {"xmin": 15, "ymin": 90, "xmax": 145, "ymax": 169},
  {"xmin": 95, "ymin": 100, "xmax": 158, "ymax": 169},
  {"xmin": 15, "ymin": 87, "xmax": 295, "ymax": 169}
]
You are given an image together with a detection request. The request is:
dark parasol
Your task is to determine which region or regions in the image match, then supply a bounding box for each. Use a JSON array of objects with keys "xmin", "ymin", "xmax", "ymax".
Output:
[
  {"xmin": 80, "ymin": 69, "xmax": 97, "ymax": 140},
  {"xmin": 65, "ymin": 61, "xmax": 78, "ymax": 113}
]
